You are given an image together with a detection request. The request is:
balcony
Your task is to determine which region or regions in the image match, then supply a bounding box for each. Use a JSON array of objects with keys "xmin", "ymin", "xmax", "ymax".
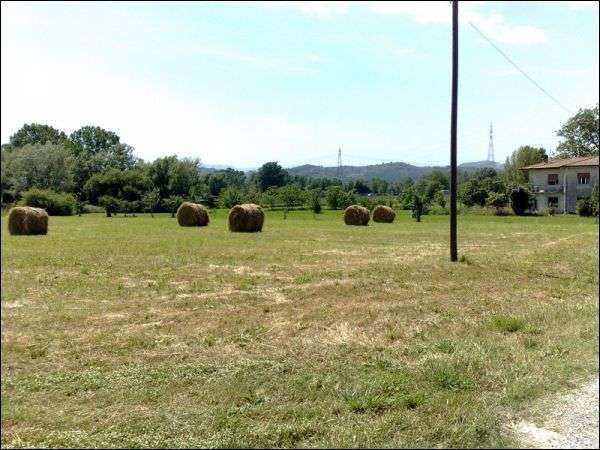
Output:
[{"xmin": 532, "ymin": 185, "xmax": 562, "ymax": 193}]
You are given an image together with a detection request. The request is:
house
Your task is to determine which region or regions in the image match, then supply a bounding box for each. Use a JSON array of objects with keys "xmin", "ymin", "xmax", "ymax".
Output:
[{"xmin": 521, "ymin": 156, "xmax": 599, "ymax": 213}]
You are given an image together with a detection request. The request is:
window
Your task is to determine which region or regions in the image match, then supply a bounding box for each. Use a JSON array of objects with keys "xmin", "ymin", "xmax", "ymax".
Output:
[
  {"xmin": 548, "ymin": 197, "xmax": 559, "ymax": 208},
  {"xmin": 547, "ymin": 174, "xmax": 559, "ymax": 185},
  {"xmin": 577, "ymin": 173, "xmax": 590, "ymax": 185}
]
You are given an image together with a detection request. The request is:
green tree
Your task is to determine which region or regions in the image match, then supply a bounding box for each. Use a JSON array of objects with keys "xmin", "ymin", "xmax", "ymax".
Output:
[
  {"xmin": 7, "ymin": 123, "xmax": 68, "ymax": 148},
  {"xmin": 410, "ymin": 193, "xmax": 425, "ymax": 222},
  {"xmin": 98, "ymin": 195, "xmax": 121, "ymax": 217},
  {"xmin": 504, "ymin": 146, "xmax": 548, "ymax": 186},
  {"xmin": 486, "ymin": 191, "xmax": 509, "ymax": 214},
  {"xmin": 84, "ymin": 168, "xmax": 150, "ymax": 205},
  {"xmin": 162, "ymin": 195, "xmax": 184, "ymax": 218},
  {"xmin": 591, "ymin": 183, "xmax": 599, "ymax": 217},
  {"xmin": 308, "ymin": 190, "xmax": 322, "ymax": 214},
  {"xmin": 1, "ymin": 143, "xmax": 75, "ymax": 195},
  {"xmin": 219, "ymin": 187, "xmax": 244, "ymax": 208},
  {"xmin": 69, "ymin": 126, "xmax": 120, "ymax": 155},
  {"xmin": 142, "ymin": 188, "xmax": 161, "ymax": 217},
  {"xmin": 274, "ymin": 185, "xmax": 307, "ymax": 219},
  {"xmin": 326, "ymin": 186, "xmax": 352, "ymax": 210},
  {"xmin": 256, "ymin": 162, "xmax": 289, "ymax": 192},
  {"xmin": 555, "ymin": 104, "xmax": 599, "ymax": 158},
  {"xmin": 510, "ymin": 187, "xmax": 531, "ymax": 216}
]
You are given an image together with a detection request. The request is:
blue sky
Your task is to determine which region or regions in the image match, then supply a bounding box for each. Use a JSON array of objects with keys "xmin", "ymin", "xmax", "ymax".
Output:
[{"xmin": 1, "ymin": 1, "xmax": 598, "ymax": 168}]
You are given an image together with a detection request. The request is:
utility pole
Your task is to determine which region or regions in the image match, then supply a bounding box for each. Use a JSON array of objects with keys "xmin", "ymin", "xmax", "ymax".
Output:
[
  {"xmin": 450, "ymin": 0, "xmax": 458, "ymax": 262},
  {"xmin": 337, "ymin": 148, "xmax": 343, "ymax": 184}
]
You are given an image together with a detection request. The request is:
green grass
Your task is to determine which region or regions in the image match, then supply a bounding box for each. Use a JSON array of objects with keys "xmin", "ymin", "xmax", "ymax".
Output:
[{"xmin": 1, "ymin": 210, "xmax": 598, "ymax": 448}]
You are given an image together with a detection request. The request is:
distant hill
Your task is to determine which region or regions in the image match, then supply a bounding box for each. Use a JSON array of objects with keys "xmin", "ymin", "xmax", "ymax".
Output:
[
  {"xmin": 287, "ymin": 160, "xmax": 503, "ymax": 182},
  {"xmin": 202, "ymin": 160, "xmax": 503, "ymax": 182}
]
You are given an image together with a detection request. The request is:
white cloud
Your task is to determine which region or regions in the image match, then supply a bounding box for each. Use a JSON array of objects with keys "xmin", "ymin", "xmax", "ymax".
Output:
[{"xmin": 286, "ymin": 1, "xmax": 547, "ymax": 46}]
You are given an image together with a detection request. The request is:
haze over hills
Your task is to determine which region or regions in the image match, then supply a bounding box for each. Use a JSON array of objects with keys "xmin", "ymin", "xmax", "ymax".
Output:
[{"xmin": 204, "ymin": 160, "xmax": 504, "ymax": 182}]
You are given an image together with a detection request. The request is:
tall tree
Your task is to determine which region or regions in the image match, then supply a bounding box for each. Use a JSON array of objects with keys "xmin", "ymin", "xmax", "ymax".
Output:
[
  {"xmin": 256, "ymin": 162, "xmax": 289, "ymax": 192},
  {"xmin": 1, "ymin": 143, "xmax": 75, "ymax": 194},
  {"xmin": 504, "ymin": 145, "xmax": 548, "ymax": 187},
  {"xmin": 555, "ymin": 104, "xmax": 599, "ymax": 158},
  {"xmin": 7, "ymin": 123, "xmax": 68, "ymax": 148},
  {"xmin": 69, "ymin": 126, "xmax": 121, "ymax": 154}
]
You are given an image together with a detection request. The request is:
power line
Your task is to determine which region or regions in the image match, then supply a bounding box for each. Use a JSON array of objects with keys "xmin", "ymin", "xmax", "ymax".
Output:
[{"xmin": 469, "ymin": 21, "xmax": 573, "ymax": 115}]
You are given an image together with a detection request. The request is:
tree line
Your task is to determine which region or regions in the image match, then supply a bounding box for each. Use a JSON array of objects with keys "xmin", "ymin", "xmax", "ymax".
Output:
[{"xmin": 1, "ymin": 104, "xmax": 598, "ymax": 217}]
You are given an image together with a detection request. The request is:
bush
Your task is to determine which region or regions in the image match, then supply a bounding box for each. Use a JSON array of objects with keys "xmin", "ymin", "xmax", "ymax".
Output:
[
  {"xmin": 326, "ymin": 186, "xmax": 355, "ymax": 210},
  {"xmin": 20, "ymin": 188, "xmax": 74, "ymax": 216},
  {"xmin": 162, "ymin": 195, "xmax": 184, "ymax": 218},
  {"xmin": 308, "ymin": 190, "xmax": 322, "ymax": 214},
  {"xmin": 510, "ymin": 187, "xmax": 530, "ymax": 215},
  {"xmin": 576, "ymin": 198, "xmax": 594, "ymax": 217},
  {"xmin": 219, "ymin": 187, "xmax": 244, "ymax": 209},
  {"xmin": 99, "ymin": 195, "xmax": 122, "ymax": 217},
  {"xmin": 428, "ymin": 203, "xmax": 449, "ymax": 215}
]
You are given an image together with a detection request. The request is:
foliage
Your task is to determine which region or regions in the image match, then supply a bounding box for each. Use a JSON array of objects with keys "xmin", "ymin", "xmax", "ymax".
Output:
[
  {"xmin": 325, "ymin": 186, "xmax": 355, "ymax": 210},
  {"xmin": 510, "ymin": 187, "xmax": 531, "ymax": 216},
  {"xmin": 219, "ymin": 187, "xmax": 244, "ymax": 209},
  {"xmin": 1, "ymin": 144, "xmax": 76, "ymax": 195},
  {"xmin": 256, "ymin": 162, "xmax": 289, "ymax": 192},
  {"xmin": 142, "ymin": 188, "xmax": 161, "ymax": 217},
  {"xmin": 555, "ymin": 103, "xmax": 599, "ymax": 158},
  {"xmin": 21, "ymin": 188, "xmax": 75, "ymax": 216},
  {"xmin": 504, "ymin": 146, "xmax": 548, "ymax": 186},
  {"xmin": 162, "ymin": 195, "xmax": 184, "ymax": 218},
  {"xmin": 308, "ymin": 190, "xmax": 322, "ymax": 214},
  {"xmin": 6, "ymin": 123, "xmax": 68, "ymax": 149},
  {"xmin": 576, "ymin": 198, "xmax": 594, "ymax": 217},
  {"xmin": 69, "ymin": 125, "xmax": 121, "ymax": 155},
  {"xmin": 486, "ymin": 191, "xmax": 509, "ymax": 214},
  {"xmin": 84, "ymin": 168, "xmax": 151, "ymax": 205},
  {"xmin": 591, "ymin": 183, "xmax": 599, "ymax": 216},
  {"xmin": 410, "ymin": 193, "xmax": 425, "ymax": 222},
  {"xmin": 98, "ymin": 195, "xmax": 122, "ymax": 217}
]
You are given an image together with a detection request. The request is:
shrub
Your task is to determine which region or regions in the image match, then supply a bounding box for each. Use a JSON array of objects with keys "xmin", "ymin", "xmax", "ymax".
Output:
[
  {"xmin": 576, "ymin": 198, "xmax": 594, "ymax": 217},
  {"xmin": 20, "ymin": 188, "xmax": 74, "ymax": 216},
  {"xmin": 308, "ymin": 190, "xmax": 322, "ymax": 214},
  {"xmin": 162, "ymin": 195, "xmax": 184, "ymax": 218},
  {"xmin": 510, "ymin": 187, "xmax": 530, "ymax": 215},
  {"xmin": 486, "ymin": 192, "xmax": 509, "ymax": 215},
  {"xmin": 99, "ymin": 195, "xmax": 122, "ymax": 217},
  {"xmin": 326, "ymin": 186, "xmax": 355, "ymax": 210},
  {"xmin": 219, "ymin": 187, "xmax": 244, "ymax": 209},
  {"xmin": 410, "ymin": 193, "xmax": 426, "ymax": 222}
]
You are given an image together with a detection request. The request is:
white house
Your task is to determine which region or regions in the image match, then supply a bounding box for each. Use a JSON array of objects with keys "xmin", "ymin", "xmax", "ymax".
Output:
[{"xmin": 521, "ymin": 156, "xmax": 599, "ymax": 213}]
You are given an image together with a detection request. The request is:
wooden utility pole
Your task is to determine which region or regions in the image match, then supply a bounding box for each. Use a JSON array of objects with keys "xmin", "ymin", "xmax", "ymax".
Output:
[{"xmin": 450, "ymin": 0, "xmax": 458, "ymax": 262}]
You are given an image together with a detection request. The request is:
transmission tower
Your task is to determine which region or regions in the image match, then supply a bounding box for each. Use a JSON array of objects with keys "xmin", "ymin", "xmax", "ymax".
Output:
[
  {"xmin": 487, "ymin": 122, "xmax": 495, "ymax": 162},
  {"xmin": 337, "ymin": 148, "xmax": 343, "ymax": 182}
]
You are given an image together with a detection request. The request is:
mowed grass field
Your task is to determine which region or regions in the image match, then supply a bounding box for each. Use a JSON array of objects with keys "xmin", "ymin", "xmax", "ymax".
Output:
[{"xmin": 1, "ymin": 210, "xmax": 598, "ymax": 448}]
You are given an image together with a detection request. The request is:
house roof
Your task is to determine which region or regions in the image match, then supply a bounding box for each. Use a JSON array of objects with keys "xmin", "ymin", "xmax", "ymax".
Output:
[{"xmin": 521, "ymin": 156, "xmax": 599, "ymax": 170}]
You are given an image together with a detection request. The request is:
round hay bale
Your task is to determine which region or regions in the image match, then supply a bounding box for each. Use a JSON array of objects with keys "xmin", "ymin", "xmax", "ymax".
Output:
[
  {"xmin": 344, "ymin": 205, "xmax": 370, "ymax": 226},
  {"xmin": 228, "ymin": 203, "xmax": 264, "ymax": 232},
  {"xmin": 372, "ymin": 205, "xmax": 396, "ymax": 223},
  {"xmin": 176, "ymin": 202, "xmax": 209, "ymax": 227},
  {"xmin": 7, "ymin": 206, "xmax": 48, "ymax": 235}
]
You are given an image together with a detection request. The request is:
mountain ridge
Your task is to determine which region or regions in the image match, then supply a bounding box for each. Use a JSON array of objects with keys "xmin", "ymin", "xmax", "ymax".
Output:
[{"xmin": 203, "ymin": 160, "xmax": 503, "ymax": 182}]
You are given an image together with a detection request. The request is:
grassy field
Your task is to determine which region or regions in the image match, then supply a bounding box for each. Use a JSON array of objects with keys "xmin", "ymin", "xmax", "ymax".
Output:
[{"xmin": 1, "ymin": 210, "xmax": 598, "ymax": 448}]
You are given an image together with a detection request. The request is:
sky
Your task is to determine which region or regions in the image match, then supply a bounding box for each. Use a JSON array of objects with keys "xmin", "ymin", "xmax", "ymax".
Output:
[{"xmin": 1, "ymin": 1, "xmax": 598, "ymax": 168}]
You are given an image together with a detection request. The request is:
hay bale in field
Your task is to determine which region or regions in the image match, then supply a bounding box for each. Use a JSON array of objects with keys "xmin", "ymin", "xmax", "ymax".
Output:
[
  {"xmin": 228, "ymin": 203, "xmax": 264, "ymax": 232},
  {"xmin": 176, "ymin": 202, "xmax": 209, "ymax": 227},
  {"xmin": 372, "ymin": 205, "xmax": 396, "ymax": 223},
  {"xmin": 7, "ymin": 206, "xmax": 48, "ymax": 235},
  {"xmin": 344, "ymin": 205, "xmax": 370, "ymax": 226}
]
